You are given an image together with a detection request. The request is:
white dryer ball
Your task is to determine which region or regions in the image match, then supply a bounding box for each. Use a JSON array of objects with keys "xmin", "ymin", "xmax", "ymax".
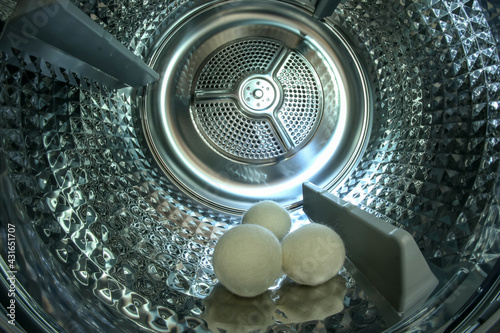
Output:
[
  {"xmin": 281, "ymin": 223, "xmax": 345, "ymax": 286},
  {"xmin": 242, "ymin": 201, "xmax": 292, "ymax": 241},
  {"xmin": 212, "ymin": 224, "xmax": 282, "ymax": 297}
]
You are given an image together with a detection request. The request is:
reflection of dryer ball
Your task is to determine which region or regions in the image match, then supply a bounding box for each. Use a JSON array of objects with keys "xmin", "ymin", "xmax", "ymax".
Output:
[
  {"xmin": 281, "ymin": 223, "xmax": 345, "ymax": 286},
  {"xmin": 213, "ymin": 224, "xmax": 282, "ymax": 297},
  {"xmin": 242, "ymin": 201, "xmax": 292, "ymax": 241},
  {"xmin": 202, "ymin": 284, "xmax": 275, "ymax": 333},
  {"xmin": 275, "ymin": 275, "xmax": 347, "ymax": 323}
]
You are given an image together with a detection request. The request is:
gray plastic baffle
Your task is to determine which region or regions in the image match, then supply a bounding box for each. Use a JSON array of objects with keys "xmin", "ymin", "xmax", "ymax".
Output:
[
  {"xmin": 0, "ymin": 0, "xmax": 159, "ymax": 88},
  {"xmin": 312, "ymin": 0, "xmax": 342, "ymax": 21},
  {"xmin": 303, "ymin": 182, "xmax": 439, "ymax": 314}
]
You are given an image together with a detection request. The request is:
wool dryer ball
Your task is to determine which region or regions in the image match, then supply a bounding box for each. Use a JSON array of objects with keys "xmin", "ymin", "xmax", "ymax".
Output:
[
  {"xmin": 212, "ymin": 224, "xmax": 282, "ymax": 297},
  {"xmin": 281, "ymin": 223, "xmax": 346, "ymax": 286},
  {"xmin": 242, "ymin": 201, "xmax": 292, "ymax": 241}
]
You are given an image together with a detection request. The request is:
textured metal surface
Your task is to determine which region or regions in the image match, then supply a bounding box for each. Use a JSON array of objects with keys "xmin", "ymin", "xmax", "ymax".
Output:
[
  {"xmin": 0, "ymin": 0, "xmax": 498, "ymax": 333},
  {"xmin": 0, "ymin": 0, "xmax": 16, "ymax": 23},
  {"xmin": 329, "ymin": 0, "xmax": 500, "ymax": 331}
]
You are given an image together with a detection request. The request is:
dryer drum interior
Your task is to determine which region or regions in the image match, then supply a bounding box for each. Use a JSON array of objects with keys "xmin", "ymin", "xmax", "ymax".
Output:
[{"xmin": 0, "ymin": 0, "xmax": 499, "ymax": 332}]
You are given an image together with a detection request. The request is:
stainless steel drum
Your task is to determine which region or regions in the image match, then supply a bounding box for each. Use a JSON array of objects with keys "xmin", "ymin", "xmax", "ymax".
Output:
[
  {"xmin": 141, "ymin": 1, "xmax": 370, "ymax": 213},
  {"xmin": 0, "ymin": 0, "xmax": 499, "ymax": 332}
]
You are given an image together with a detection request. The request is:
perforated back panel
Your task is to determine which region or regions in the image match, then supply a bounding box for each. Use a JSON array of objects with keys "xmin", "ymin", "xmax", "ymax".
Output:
[
  {"xmin": 194, "ymin": 101, "xmax": 285, "ymax": 159},
  {"xmin": 195, "ymin": 39, "xmax": 281, "ymax": 91},
  {"xmin": 277, "ymin": 52, "xmax": 321, "ymax": 146},
  {"xmin": 192, "ymin": 38, "xmax": 323, "ymax": 162}
]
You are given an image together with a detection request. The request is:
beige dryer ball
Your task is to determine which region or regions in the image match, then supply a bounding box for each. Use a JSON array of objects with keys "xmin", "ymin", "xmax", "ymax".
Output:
[
  {"xmin": 212, "ymin": 224, "xmax": 282, "ymax": 297},
  {"xmin": 281, "ymin": 223, "xmax": 346, "ymax": 286},
  {"xmin": 242, "ymin": 200, "xmax": 292, "ymax": 241}
]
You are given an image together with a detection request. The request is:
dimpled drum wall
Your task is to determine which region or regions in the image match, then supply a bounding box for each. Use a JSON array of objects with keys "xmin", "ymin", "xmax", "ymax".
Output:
[{"xmin": 0, "ymin": 0, "xmax": 499, "ymax": 332}]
